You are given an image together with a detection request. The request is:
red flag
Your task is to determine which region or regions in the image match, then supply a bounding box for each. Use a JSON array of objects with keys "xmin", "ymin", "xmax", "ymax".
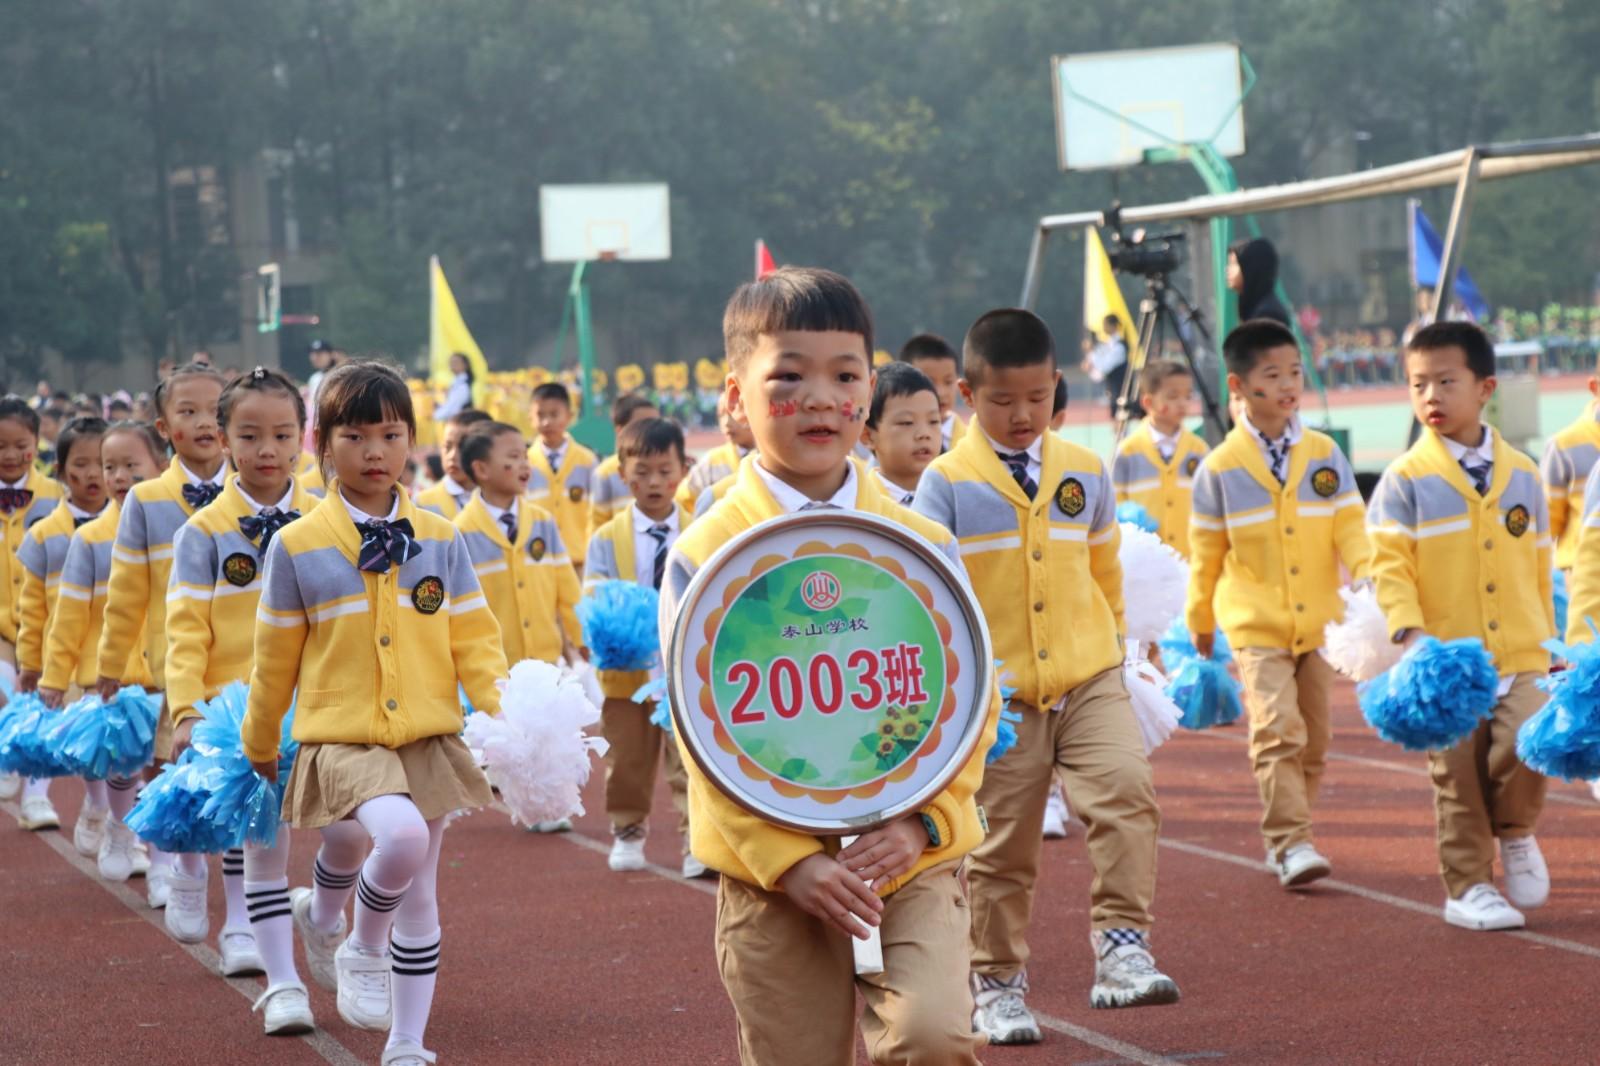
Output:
[{"xmin": 755, "ymin": 239, "xmax": 777, "ymax": 279}]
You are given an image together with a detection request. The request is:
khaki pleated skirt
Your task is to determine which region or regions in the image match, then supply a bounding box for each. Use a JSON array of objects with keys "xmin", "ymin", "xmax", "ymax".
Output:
[
  {"xmin": 283, "ymin": 734, "xmax": 492, "ymax": 828},
  {"xmin": 154, "ymin": 693, "xmax": 174, "ymax": 762}
]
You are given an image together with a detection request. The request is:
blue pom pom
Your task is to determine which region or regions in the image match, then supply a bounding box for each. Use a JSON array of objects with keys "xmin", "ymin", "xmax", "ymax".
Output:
[
  {"xmin": 1517, "ymin": 628, "xmax": 1600, "ymax": 779},
  {"xmin": 0, "ymin": 693, "xmax": 75, "ymax": 777},
  {"xmin": 1165, "ymin": 656, "xmax": 1244, "ymax": 730},
  {"xmin": 187, "ymin": 682, "xmax": 296, "ymax": 849},
  {"xmin": 1158, "ymin": 618, "xmax": 1232, "ymax": 666},
  {"xmin": 1359, "ymin": 636, "xmax": 1498, "ymax": 751},
  {"xmin": 986, "ymin": 708, "xmax": 1023, "ymax": 764},
  {"xmin": 577, "ymin": 581, "xmax": 661, "ymax": 671},
  {"xmin": 1553, "ymin": 569, "xmax": 1569, "ymax": 643},
  {"xmin": 1116, "ymin": 501, "xmax": 1159, "ymax": 534},
  {"xmin": 56, "ymin": 687, "xmax": 160, "ymax": 780},
  {"xmin": 648, "ymin": 699, "xmax": 674, "ymax": 735},
  {"xmin": 125, "ymin": 753, "xmax": 236, "ymax": 854}
]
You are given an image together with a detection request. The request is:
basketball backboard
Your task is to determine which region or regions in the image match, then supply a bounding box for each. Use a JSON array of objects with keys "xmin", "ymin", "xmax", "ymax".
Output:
[
  {"xmin": 539, "ymin": 183, "xmax": 671, "ymax": 263},
  {"xmin": 1052, "ymin": 43, "xmax": 1247, "ymax": 171}
]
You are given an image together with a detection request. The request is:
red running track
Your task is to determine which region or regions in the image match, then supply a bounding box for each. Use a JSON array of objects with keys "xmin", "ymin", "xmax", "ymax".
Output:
[{"xmin": 4, "ymin": 679, "xmax": 1598, "ymax": 1065}]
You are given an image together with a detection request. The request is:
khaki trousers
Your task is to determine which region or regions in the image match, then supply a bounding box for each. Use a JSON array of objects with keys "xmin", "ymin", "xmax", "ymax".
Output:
[
  {"xmin": 969, "ymin": 664, "xmax": 1160, "ymax": 981},
  {"xmin": 1234, "ymin": 647, "xmax": 1332, "ymax": 858},
  {"xmin": 600, "ymin": 697, "xmax": 689, "ymax": 849},
  {"xmin": 1428, "ymin": 673, "xmax": 1548, "ymax": 898},
  {"xmin": 716, "ymin": 860, "xmax": 981, "ymax": 1066}
]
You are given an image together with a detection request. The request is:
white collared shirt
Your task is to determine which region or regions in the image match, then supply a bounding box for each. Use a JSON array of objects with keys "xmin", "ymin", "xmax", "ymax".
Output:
[
  {"xmin": 482, "ymin": 493, "xmax": 520, "ymax": 537},
  {"xmin": 67, "ymin": 499, "xmax": 105, "ymax": 523},
  {"xmin": 941, "ymin": 413, "xmax": 957, "ymax": 451},
  {"xmin": 979, "ymin": 427, "xmax": 1043, "ymax": 486},
  {"xmin": 178, "ymin": 460, "xmax": 227, "ymax": 490},
  {"xmin": 439, "ymin": 474, "xmax": 472, "ymax": 510},
  {"xmin": 0, "ymin": 474, "xmax": 28, "ymax": 492},
  {"xmin": 542, "ymin": 439, "xmax": 568, "ymax": 472},
  {"xmin": 873, "ymin": 467, "xmax": 917, "ymax": 506},
  {"xmin": 1149, "ymin": 425, "xmax": 1181, "ymax": 463},
  {"xmin": 1243, "ymin": 412, "xmax": 1303, "ymax": 468},
  {"xmin": 1440, "ymin": 424, "xmax": 1495, "ymax": 467},
  {"xmin": 235, "ymin": 477, "xmax": 296, "ymax": 516},
  {"xmin": 339, "ymin": 487, "xmax": 398, "ymax": 525},
  {"xmin": 752, "ymin": 460, "xmax": 859, "ymax": 513},
  {"xmin": 632, "ymin": 504, "xmax": 681, "ymax": 583}
]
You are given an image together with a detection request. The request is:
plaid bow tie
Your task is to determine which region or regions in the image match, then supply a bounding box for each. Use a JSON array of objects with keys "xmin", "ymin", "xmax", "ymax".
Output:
[
  {"xmin": 182, "ymin": 482, "xmax": 222, "ymax": 510},
  {"xmin": 239, "ymin": 507, "xmax": 301, "ymax": 553},
  {"xmin": 357, "ymin": 517, "xmax": 422, "ymax": 574},
  {"xmin": 74, "ymin": 515, "xmax": 92, "ymax": 528},
  {"xmin": 0, "ymin": 488, "xmax": 33, "ymax": 515}
]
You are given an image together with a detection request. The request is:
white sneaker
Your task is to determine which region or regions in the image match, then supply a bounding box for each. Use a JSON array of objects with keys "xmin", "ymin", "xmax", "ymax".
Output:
[
  {"xmin": 130, "ymin": 842, "xmax": 151, "ymax": 878},
  {"xmin": 529, "ymin": 818, "xmax": 572, "ymax": 833},
  {"xmin": 253, "ymin": 981, "xmax": 315, "ymax": 1035},
  {"xmin": 97, "ymin": 821, "xmax": 138, "ymax": 881},
  {"xmin": 219, "ymin": 927, "xmax": 264, "ymax": 976},
  {"xmin": 1499, "ymin": 836, "xmax": 1550, "ymax": 910},
  {"xmin": 335, "ymin": 939, "xmax": 393, "ymax": 1030},
  {"xmin": 146, "ymin": 862, "xmax": 173, "ymax": 909},
  {"xmin": 163, "ymin": 871, "xmax": 209, "ymax": 942},
  {"xmin": 0, "ymin": 772, "xmax": 20, "ymax": 800},
  {"xmin": 1590, "ymin": 779, "xmax": 1600, "ymax": 803},
  {"xmin": 291, "ymin": 887, "xmax": 346, "ymax": 992},
  {"xmin": 381, "ymin": 1042, "xmax": 437, "ymax": 1066},
  {"xmin": 17, "ymin": 794, "xmax": 59, "ymax": 830},
  {"xmin": 971, "ymin": 975, "xmax": 1041, "ymax": 1044},
  {"xmin": 681, "ymin": 854, "xmax": 710, "ymax": 879},
  {"xmin": 1271, "ymin": 843, "xmax": 1331, "ymax": 889},
  {"xmin": 609, "ymin": 834, "xmax": 647, "ymax": 872},
  {"xmin": 1089, "ymin": 931, "xmax": 1180, "ymax": 1009},
  {"xmin": 1042, "ymin": 787, "xmax": 1069, "ymax": 840},
  {"xmin": 1444, "ymin": 883, "xmax": 1525, "ymax": 931},
  {"xmin": 74, "ymin": 806, "xmax": 109, "ymax": 856}
]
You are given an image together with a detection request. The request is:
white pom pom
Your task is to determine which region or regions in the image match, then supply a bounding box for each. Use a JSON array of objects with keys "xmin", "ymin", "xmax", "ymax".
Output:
[
  {"xmin": 462, "ymin": 659, "xmax": 609, "ymax": 828},
  {"xmin": 1124, "ymin": 659, "xmax": 1182, "ymax": 755},
  {"xmin": 1322, "ymin": 585, "xmax": 1402, "ymax": 682},
  {"xmin": 567, "ymin": 657, "xmax": 605, "ymax": 709},
  {"xmin": 1119, "ymin": 524, "xmax": 1190, "ymax": 645}
]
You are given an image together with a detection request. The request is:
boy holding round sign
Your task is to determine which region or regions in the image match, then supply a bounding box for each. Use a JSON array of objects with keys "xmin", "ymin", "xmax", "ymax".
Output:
[
  {"xmin": 660, "ymin": 267, "xmax": 998, "ymax": 1066},
  {"xmin": 913, "ymin": 309, "xmax": 1178, "ymax": 1041}
]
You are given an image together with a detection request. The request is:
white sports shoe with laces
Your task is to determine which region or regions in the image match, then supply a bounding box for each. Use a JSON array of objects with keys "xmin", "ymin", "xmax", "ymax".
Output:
[
  {"xmin": 1499, "ymin": 836, "xmax": 1549, "ymax": 909},
  {"xmin": 291, "ymin": 886, "xmax": 346, "ymax": 991},
  {"xmin": 97, "ymin": 821, "xmax": 138, "ymax": 881},
  {"xmin": 253, "ymin": 981, "xmax": 315, "ymax": 1035},
  {"xmin": 1041, "ymin": 787, "xmax": 1070, "ymax": 840},
  {"xmin": 1271, "ymin": 842, "xmax": 1332, "ymax": 888},
  {"xmin": 1089, "ymin": 930, "xmax": 1180, "ymax": 1009},
  {"xmin": 1444, "ymin": 882, "xmax": 1525, "ymax": 931},
  {"xmin": 335, "ymin": 939, "xmax": 393, "ymax": 1030},
  {"xmin": 381, "ymin": 1042, "xmax": 437, "ymax": 1066},
  {"xmin": 74, "ymin": 806, "xmax": 109, "ymax": 856},
  {"xmin": 163, "ymin": 870, "xmax": 209, "ymax": 942},
  {"xmin": 17, "ymin": 794, "xmax": 60, "ymax": 830},
  {"xmin": 0, "ymin": 772, "xmax": 21, "ymax": 801},
  {"xmin": 971, "ymin": 973, "xmax": 1041, "ymax": 1044},
  {"xmin": 219, "ymin": 927, "xmax": 264, "ymax": 976}
]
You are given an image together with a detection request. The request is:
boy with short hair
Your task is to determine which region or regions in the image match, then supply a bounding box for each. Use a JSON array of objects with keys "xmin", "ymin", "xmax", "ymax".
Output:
[
  {"xmin": 1539, "ymin": 357, "xmax": 1600, "ymax": 571},
  {"xmin": 586, "ymin": 418, "xmax": 697, "ymax": 877},
  {"xmin": 1186, "ymin": 320, "xmax": 1370, "ymax": 889},
  {"xmin": 899, "ymin": 332, "xmax": 965, "ymax": 452},
  {"xmin": 915, "ymin": 308, "xmax": 1175, "ymax": 1040},
  {"xmin": 453, "ymin": 420, "xmax": 581, "ymax": 665},
  {"xmin": 1368, "ymin": 320, "xmax": 1553, "ymax": 932},
  {"xmin": 588, "ymin": 392, "xmax": 661, "ymax": 539},
  {"xmin": 1082, "ymin": 314, "xmax": 1132, "ymax": 420},
  {"xmin": 1113, "ymin": 359, "xmax": 1209, "ymax": 557},
  {"xmin": 861, "ymin": 363, "xmax": 941, "ymax": 505},
  {"xmin": 529, "ymin": 383, "xmax": 598, "ymax": 569},
  {"xmin": 416, "ymin": 407, "xmax": 492, "ymax": 519},
  {"xmin": 679, "ymin": 390, "xmax": 756, "ymax": 507},
  {"xmin": 661, "ymin": 266, "xmax": 995, "ymax": 1066}
]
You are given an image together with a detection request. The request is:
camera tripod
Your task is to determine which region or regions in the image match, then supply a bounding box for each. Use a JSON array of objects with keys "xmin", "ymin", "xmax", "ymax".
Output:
[{"xmin": 1113, "ymin": 274, "xmax": 1230, "ymax": 445}]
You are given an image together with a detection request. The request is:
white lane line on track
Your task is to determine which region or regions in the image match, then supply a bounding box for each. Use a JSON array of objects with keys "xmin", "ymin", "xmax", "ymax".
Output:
[
  {"xmin": 546, "ymin": 819, "xmax": 1190, "ymax": 1066},
  {"xmin": 1160, "ymin": 837, "xmax": 1600, "ymax": 961},
  {"xmin": 1186, "ymin": 729, "xmax": 1599, "ymax": 809},
  {"xmin": 3, "ymin": 800, "xmax": 366, "ymax": 1066}
]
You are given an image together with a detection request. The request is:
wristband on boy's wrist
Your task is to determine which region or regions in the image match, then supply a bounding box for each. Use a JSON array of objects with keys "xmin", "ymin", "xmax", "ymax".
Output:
[{"xmin": 919, "ymin": 812, "xmax": 942, "ymax": 849}]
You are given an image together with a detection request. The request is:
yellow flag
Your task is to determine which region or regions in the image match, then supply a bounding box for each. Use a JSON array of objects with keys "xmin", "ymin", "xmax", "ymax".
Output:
[
  {"xmin": 1083, "ymin": 229, "xmax": 1136, "ymax": 360},
  {"xmin": 429, "ymin": 256, "xmax": 490, "ymax": 408}
]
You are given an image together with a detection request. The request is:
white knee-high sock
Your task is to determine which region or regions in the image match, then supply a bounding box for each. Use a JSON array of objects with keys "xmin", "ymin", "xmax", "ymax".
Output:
[
  {"xmin": 349, "ymin": 795, "xmax": 430, "ymax": 951},
  {"xmin": 309, "ymin": 819, "xmax": 367, "ymax": 932},
  {"xmin": 176, "ymin": 852, "xmax": 207, "ymax": 879},
  {"xmin": 83, "ymin": 778, "xmax": 110, "ymax": 812},
  {"xmin": 220, "ymin": 847, "xmax": 249, "ymax": 930},
  {"xmin": 22, "ymin": 777, "xmax": 51, "ymax": 800},
  {"xmin": 388, "ymin": 928, "xmax": 441, "ymax": 1049},
  {"xmin": 107, "ymin": 776, "xmax": 138, "ymax": 820},
  {"xmin": 245, "ymin": 832, "xmax": 297, "ymax": 985}
]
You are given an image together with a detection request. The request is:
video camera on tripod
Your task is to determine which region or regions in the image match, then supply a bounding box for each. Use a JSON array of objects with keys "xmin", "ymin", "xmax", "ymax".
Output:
[{"xmin": 1102, "ymin": 203, "xmax": 1186, "ymax": 280}]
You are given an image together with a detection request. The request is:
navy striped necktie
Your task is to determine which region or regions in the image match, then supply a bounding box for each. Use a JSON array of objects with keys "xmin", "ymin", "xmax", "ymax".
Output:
[
  {"xmin": 997, "ymin": 451, "xmax": 1037, "ymax": 500},
  {"xmin": 647, "ymin": 524, "xmax": 670, "ymax": 589}
]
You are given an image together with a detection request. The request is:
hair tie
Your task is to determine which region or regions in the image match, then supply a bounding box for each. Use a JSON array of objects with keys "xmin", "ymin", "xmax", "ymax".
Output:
[{"xmin": 251, "ymin": 366, "xmax": 268, "ymax": 381}]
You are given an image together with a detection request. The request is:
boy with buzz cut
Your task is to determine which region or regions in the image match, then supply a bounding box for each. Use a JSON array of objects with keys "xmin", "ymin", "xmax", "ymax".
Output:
[
  {"xmin": 1368, "ymin": 320, "xmax": 1554, "ymax": 933},
  {"xmin": 1113, "ymin": 359, "xmax": 1209, "ymax": 557},
  {"xmin": 1186, "ymin": 320, "xmax": 1370, "ymax": 891},
  {"xmin": 899, "ymin": 332, "xmax": 966, "ymax": 452},
  {"xmin": 588, "ymin": 392, "xmax": 661, "ymax": 540},
  {"xmin": 1539, "ymin": 355, "xmax": 1600, "ymax": 573},
  {"xmin": 915, "ymin": 308, "xmax": 1177, "ymax": 1041},
  {"xmin": 586, "ymin": 417, "xmax": 697, "ymax": 878},
  {"xmin": 416, "ymin": 407, "xmax": 492, "ymax": 519},
  {"xmin": 453, "ymin": 420, "xmax": 582, "ymax": 666},
  {"xmin": 529, "ymin": 382, "xmax": 599, "ymax": 570},
  {"xmin": 660, "ymin": 266, "xmax": 996, "ymax": 1066},
  {"xmin": 677, "ymin": 390, "xmax": 756, "ymax": 509}
]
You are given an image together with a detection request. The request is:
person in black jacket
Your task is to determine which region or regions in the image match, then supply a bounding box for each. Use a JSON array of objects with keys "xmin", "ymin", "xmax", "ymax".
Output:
[{"xmin": 1228, "ymin": 237, "xmax": 1292, "ymax": 327}]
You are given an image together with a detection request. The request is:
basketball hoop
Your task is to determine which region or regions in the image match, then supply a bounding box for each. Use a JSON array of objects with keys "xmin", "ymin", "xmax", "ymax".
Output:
[{"xmin": 596, "ymin": 249, "xmax": 620, "ymax": 262}]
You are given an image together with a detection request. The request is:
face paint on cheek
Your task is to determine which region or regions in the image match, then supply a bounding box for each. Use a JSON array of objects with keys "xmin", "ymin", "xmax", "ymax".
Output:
[
  {"xmin": 768, "ymin": 400, "xmax": 798, "ymax": 418},
  {"xmin": 1252, "ymin": 391, "xmax": 1267, "ymax": 399},
  {"xmin": 172, "ymin": 429, "xmax": 184, "ymax": 442},
  {"xmin": 841, "ymin": 401, "xmax": 864, "ymax": 422}
]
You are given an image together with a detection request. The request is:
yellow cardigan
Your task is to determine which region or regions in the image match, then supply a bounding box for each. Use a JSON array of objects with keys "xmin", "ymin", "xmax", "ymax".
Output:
[
  {"xmin": 528, "ymin": 434, "xmax": 598, "ymax": 566},
  {"xmin": 1369, "ymin": 427, "xmax": 1553, "ymax": 675},
  {"xmin": 584, "ymin": 501, "xmax": 689, "ymax": 699},
  {"xmin": 165, "ymin": 476, "xmax": 322, "ymax": 726},
  {"xmin": 914, "ymin": 427, "xmax": 1125, "ymax": 709},
  {"xmin": 1186, "ymin": 425, "xmax": 1370, "ymax": 653},
  {"xmin": 663, "ymin": 456, "xmax": 998, "ymax": 895},
  {"xmin": 241, "ymin": 483, "xmax": 508, "ymax": 763},
  {"xmin": 16, "ymin": 501, "xmax": 97, "ymax": 673},
  {"xmin": 587, "ymin": 454, "xmax": 630, "ymax": 541},
  {"xmin": 294, "ymin": 452, "xmax": 327, "ymax": 497},
  {"xmin": 41, "ymin": 500, "xmax": 153, "ymax": 690},
  {"xmin": 453, "ymin": 491, "xmax": 581, "ymax": 665},
  {"xmin": 1112, "ymin": 420, "xmax": 1209, "ymax": 557},
  {"xmin": 676, "ymin": 441, "xmax": 746, "ymax": 511},
  {"xmin": 0, "ymin": 469, "xmax": 65, "ymax": 646},
  {"xmin": 1539, "ymin": 404, "xmax": 1600, "ymax": 571}
]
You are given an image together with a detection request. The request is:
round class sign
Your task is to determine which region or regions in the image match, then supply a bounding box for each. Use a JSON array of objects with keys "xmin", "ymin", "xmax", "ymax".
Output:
[{"xmin": 667, "ymin": 511, "xmax": 993, "ymax": 833}]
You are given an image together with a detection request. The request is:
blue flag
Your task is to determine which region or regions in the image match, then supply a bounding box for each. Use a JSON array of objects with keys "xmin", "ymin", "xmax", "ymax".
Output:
[{"xmin": 1411, "ymin": 205, "xmax": 1490, "ymax": 320}]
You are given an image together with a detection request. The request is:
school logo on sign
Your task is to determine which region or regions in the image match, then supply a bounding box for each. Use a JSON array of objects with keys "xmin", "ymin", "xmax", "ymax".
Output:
[
  {"xmin": 222, "ymin": 552, "xmax": 257, "ymax": 587},
  {"xmin": 1310, "ymin": 466, "xmax": 1340, "ymax": 498},
  {"xmin": 1505, "ymin": 504, "xmax": 1530, "ymax": 538},
  {"xmin": 1055, "ymin": 478, "xmax": 1086, "ymax": 518},
  {"xmin": 801, "ymin": 570, "xmax": 842, "ymax": 611},
  {"xmin": 411, "ymin": 575, "xmax": 445, "ymax": 615},
  {"xmin": 528, "ymin": 536, "xmax": 547, "ymax": 562}
]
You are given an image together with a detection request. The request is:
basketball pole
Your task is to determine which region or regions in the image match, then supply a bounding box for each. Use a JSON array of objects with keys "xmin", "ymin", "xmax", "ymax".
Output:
[{"xmin": 555, "ymin": 259, "xmax": 615, "ymax": 454}]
